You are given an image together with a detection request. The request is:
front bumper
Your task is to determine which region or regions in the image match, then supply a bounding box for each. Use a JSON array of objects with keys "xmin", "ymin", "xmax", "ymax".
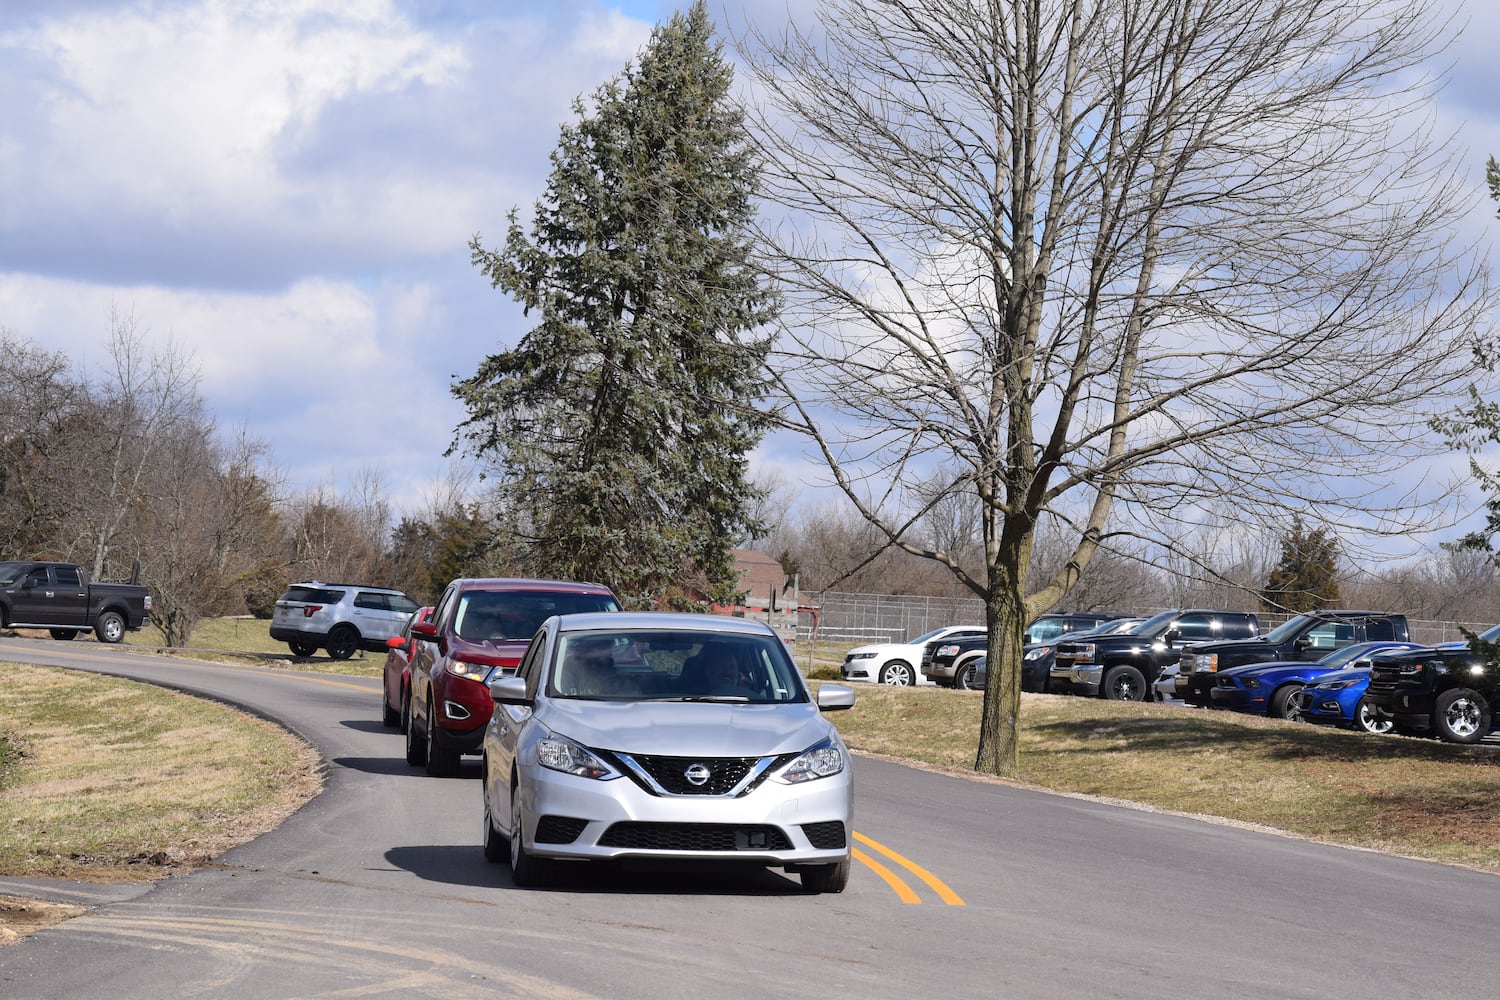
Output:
[
  {"xmin": 517, "ymin": 758, "xmax": 853, "ymax": 867},
  {"xmin": 1209, "ymin": 686, "xmax": 1261, "ymax": 712},
  {"xmin": 1049, "ymin": 662, "xmax": 1101, "ymax": 696}
]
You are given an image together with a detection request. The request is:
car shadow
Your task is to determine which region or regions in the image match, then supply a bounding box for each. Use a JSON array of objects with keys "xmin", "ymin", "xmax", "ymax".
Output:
[
  {"xmin": 332, "ymin": 756, "xmax": 485, "ymax": 778},
  {"xmin": 383, "ymin": 845, "xmax": 806, "ymax": 896},
  {"xmin": 340, "ymin": 719, "xmax": 392, "ymax": 734}
]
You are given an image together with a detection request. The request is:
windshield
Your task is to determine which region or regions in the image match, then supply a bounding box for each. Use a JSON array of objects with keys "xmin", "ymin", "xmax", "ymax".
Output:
[
  {"xmin": 455, "ymin": 590, "xmax": 620, "ymax": 642},
  {"xmin": 549, "ymin": 630, "xmax": 808, "ymax": 704},
  {"xmin": 1317, "ymin": 642, "xmax": 1393, "ymax": 671},
  {"xmin": 911, "ymin": 627, "xmax": 952, "ymax": 644},
  {"xmin": 1131, "ymin": 611, "xmax": 1185, "ymax": 639},
  {"xmin": 1263, "ymin": 614, "xmax": 1318, "ymax": 644}
]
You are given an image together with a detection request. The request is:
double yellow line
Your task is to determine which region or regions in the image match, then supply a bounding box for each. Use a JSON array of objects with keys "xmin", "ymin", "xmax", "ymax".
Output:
[{"xmin": 852, "ymin": 831, "xmax": 965, "ymax": 905}]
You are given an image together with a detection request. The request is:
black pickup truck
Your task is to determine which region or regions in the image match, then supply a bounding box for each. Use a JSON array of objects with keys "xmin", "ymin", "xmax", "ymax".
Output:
[
  {"xmin": 0, "ymin": 560, "xmax": 152, "ymax": 643},
  {"xmin": 1173, "ymin": 610, "xmax": 1409, "ymax": 707},
  {"xmin": 1051, "ymin": 609, "xmax": 1262, "ymax": 701},
  {"xmin": 1363, "ymin": 644, "xmax": 1498, "ymax": 743}
]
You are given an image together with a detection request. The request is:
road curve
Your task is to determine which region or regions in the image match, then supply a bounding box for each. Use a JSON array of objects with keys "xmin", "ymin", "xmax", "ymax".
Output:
[{"xmin": 1, "ymin": 639, "xmax": 1496, "ymax": 1000}]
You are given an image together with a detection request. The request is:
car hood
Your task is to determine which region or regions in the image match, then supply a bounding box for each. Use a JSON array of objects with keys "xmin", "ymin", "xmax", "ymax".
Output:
[
  {"xmin": 845, "ymin": 641, "xmax": 917, "ymax": 658},
  {"xmin": 1307, "ymin": 666, "xmax": 1370, "ymax": 688},
  {"xmin": 536, "ymin": 699, "xmax": 837, "ymax": 757},
  {"xmin": 1216, "ymin": 658, "xmax": 1316, "ymax": 678},
  {"xmin": 449, "ymin": 635, "xmax": 529, "ymax": 667}
]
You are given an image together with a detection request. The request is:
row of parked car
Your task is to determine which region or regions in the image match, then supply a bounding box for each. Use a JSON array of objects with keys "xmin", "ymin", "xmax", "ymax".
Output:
[
  {"xmin": 839, "ymin": 609, "xmax": 1500, "ymax": 744},
  {"xmin": 269, "ymin": 577, "xmax": 859, "ymax": 892}
]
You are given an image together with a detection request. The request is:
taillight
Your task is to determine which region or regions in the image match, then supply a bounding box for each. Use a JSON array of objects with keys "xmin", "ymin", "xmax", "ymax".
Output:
[{"xmin": 302, "ymin": 605, "xmax": 322, "ymax": 618}]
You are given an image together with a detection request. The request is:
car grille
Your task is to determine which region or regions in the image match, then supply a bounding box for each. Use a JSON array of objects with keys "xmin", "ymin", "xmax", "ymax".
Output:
[
  {"xmin": 534, "ymin": 815, "xmax": 589, "ymax": 844},
  {"xmin": 598, "ymin": 823, "xmax": 793, "ymax": 851},
  {"xmin": 800, "ymin": 821, "xmax": 847, "ymax": 850},
  {"xmin": 628, "ymin": 754, "xmax": 762, "ymax": 795}
]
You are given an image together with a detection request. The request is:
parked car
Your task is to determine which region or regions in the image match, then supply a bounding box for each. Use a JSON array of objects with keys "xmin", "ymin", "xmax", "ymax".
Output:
[
  {"xmin": 381, "ymin": 605, "xmax": 434, "ymax": 730},
  {"xmin": 0, "ymin": 560, "xmax": 152, "ymax": 643},
  {"xmin": 972, "ymin": 617, "xmax": 1147, "ymax": 693},
  {"xmin": 1051, "ymin": 609, "xmax": 1261, "ymax": 701},
  {"xmin": 1364, "ymin": 643, "xmax": 1500, "ymax": 744},
  {"xmin": 405, "ymin": 578, "xmax": 621, "ymax": 777},
  {"xmin": 1208, "ymin": 641, "xmax": 1423, "ymax": 719},
  {"xmin": 269, "ymin": 582, "xmax": 420, "ymax": 660},
  {"xmin": 1294, "ymin": 666, "xmax": 1390, "ymax": 734},
  {"xmin": 924, "ymin": 611, "xmax": 1126, "ymax": 689},
  {"xmin": 839, "ymin": 624, "xmax": 984, "ymax": 685},
  {"xmin": 481, "ymin": 611, "xmax": 856, "ymax": 891},
  {"xmin": 1174, "ymin": 611, "xmax": 1409, "ymax": 706}
]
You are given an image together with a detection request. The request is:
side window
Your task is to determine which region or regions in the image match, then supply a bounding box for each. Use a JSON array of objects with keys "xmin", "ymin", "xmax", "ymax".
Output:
[
  {"xmin": 1173, "ymin": 614, "xmax": 1214, "ymax": 643},
  {"xmin": 1226, "ymin": 615, "xmax": 1258, "ymax": 639},
  {"xmin": 1027, "ymin": 620, "xmax": 1064, "ymax": 644},
  {"xmin": 1302, "ymin": 622, "xmax": 1341, "ymax": 650},
  {"xmin": 1364, "ymin": 619, "xmax": 1398, "ymax": 641},
  {"xmin": 390, "ymin": 593, "xmax": 419, "ymax": 615},
  {"xmin": 54, "ymin": 566, "xmax": 81, "ymax": 588},
  {"xmin": 23, "ymin": 568, "xmax": 49, "ymax": 588},
  {"xmin": 433, "ymin": 585, "xmax": 460, "ymax": 631},
  {"xmin": 518, "ymin": 633, "xmax": 549, "ymax": 698},
  {"xmin": 354, "ymin": 592, "xmax": 387, "ymax": 611}
]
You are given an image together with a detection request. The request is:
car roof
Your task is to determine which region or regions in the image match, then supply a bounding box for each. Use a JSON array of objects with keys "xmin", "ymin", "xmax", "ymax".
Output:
[
  {"xmin": 289, "ymin": 580, "xmax": 408, "ymax": 593},
  {"xmin": 449, "ymin": 577, "xmax": 616, "ymax": 595},
  {"xmin": 554, "ymin": 611, "xmax": 777, "ymax": 636}
]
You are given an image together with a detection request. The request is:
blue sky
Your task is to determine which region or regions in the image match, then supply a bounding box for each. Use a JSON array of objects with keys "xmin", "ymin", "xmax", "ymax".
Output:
[{"xmin": 2, "ymin": 0, "xmax": 1498, "ymax": 533}]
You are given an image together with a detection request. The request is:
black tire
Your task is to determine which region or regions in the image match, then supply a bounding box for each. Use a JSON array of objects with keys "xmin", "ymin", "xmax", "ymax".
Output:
[
  {"xmin": 381, "ymin": 689, "xmax": 400, "ymax": 729},
  {"xmin": 482, "ymin": 778, "xmax": 507, "ymax": 863},
  {"xmin": 878, "ymin": 660, "xmax": 916, "ymax": 686},
  {"xmin": 953, "ymin": 660, "xmax": 978, "ymax": 690},
  {"xmin": 1269, "ymin": 684, "xmax": 1304, "ymax": 722},
  {"xmin": 398, "ymin": 685, "xmax": 410, "ymax": 735},
  {"xmin": 404, "ymin": 696, "xmax": 428, "ymax": 767},
  {"xmin": 1355, "ymin": 697, "xmax": 1395, "ymax": 735},
  {"xmin": 1102, "ymin": 665, "xmax": 1147, "ymax": 701},
  {"xmin": 799, "ymin": 858, "xmax": 851, "ymax": 894},
  {"xmin": 1432, "ymin": 688, "xmax": 1490, "ymax": 744},
  {"xmin": 424, "ymin": 715, "xmax": 460, "ymax": 777},
  {"xmin": 288, "ymin": 639, "xmax": 318, "ymax": 658},
  {"xmin": 94, "ymin": 610, "xmax": 125, "ymax": 644},
  {"xmin": 325, "ymin": 625, "xmax": 359, "ymax": 661},
  {"xmin": 509, "ymin": 784, "xmax": 549, "ymax": 887},
  {"xmin": 49, "ymin": 629, "xmax": 78, "ymax": 641}
]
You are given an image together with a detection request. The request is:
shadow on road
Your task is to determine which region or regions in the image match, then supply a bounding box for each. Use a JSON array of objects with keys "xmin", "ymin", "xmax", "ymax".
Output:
[{"xmin": 383, "ymin": 845, "xmax": 806, "ymax": 896}]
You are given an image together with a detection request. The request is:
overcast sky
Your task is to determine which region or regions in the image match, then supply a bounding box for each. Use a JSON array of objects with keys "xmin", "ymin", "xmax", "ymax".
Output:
[{"xmin": 2, "ymin": 0, "xmax": 1498, "ymax": 539}]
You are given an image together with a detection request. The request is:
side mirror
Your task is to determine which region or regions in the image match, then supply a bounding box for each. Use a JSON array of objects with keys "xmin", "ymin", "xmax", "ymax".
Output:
[
  {"xmin": 410, "ymin": 620, "xmax": 438, "ymax": 643},
  {"xmin": 1163, "ymin": 627, "xmax": 1181, "ymax": 647},
  {"xmin": 488, "ymin": 674, "xmax": 530, "ymax": 705},
  {"xmin": 816, "ymin": 683, "xmax": 856, "ymax": 712}
]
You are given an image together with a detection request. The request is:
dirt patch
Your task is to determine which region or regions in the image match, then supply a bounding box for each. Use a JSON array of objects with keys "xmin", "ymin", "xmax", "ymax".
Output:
[{"xmin": 0, "ymin": 894, "xmax": 85, "ymax": 946}]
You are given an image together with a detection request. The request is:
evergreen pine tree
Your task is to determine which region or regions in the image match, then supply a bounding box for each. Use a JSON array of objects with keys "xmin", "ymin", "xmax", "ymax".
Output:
[
  {"xmin": 453, "ymin": 2, "xmax": 775, "ymax": 608},
  {"xmin": 1260, "ymin": 516, "xmax": 1342, "ymax": 613}
]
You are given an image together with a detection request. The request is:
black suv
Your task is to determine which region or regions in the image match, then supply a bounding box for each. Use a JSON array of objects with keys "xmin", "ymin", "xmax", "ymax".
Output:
[
  {"xmin": 1174, "ymin": 611, "xmax": 1409, "ymax": 707},
  {"xmin": 269, "ymin": 582, "xmax": 421, "ymax": 659},
  {"xmin": 1051, "ymin": 609, "xmax": 1261, "ymax": 701},
  {"xmin": 1363, "ymin": 645, "xmax": 1498, "ymax": 743}
]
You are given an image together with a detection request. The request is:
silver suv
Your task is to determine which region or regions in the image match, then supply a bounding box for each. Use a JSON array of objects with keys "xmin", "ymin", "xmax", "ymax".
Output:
[{"xmin": 270, "ymin": 582, "xmax": 420, "ymax": 660}]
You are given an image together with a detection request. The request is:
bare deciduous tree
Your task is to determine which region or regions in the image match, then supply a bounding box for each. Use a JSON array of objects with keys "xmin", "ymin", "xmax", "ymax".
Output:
[{"xmin": 734, "ymin": 0, "xmax": 1490, "ymax": 775}]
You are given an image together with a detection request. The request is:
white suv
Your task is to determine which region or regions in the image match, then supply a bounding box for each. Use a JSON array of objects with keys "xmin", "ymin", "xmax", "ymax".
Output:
[
  {"xmin": 269, "ymin": 582, "xmax": 420, "ymax": 660},
  {"xmin": 839, "ymin": 625, "xmax": 986, "ymax": 686}
]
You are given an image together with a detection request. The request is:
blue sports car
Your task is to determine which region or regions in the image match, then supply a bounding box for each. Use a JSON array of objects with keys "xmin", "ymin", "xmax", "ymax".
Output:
[
  {"xmin": 1208, "ymin": 641, "xmax": 1423, "ymax": 720},
  {"xmin": 1294, "ymin": 665, "xmax": 1389, "ymax": 733}
]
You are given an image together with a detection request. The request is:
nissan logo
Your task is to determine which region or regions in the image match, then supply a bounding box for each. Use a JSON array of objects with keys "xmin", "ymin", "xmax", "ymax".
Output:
[{"xmin": 683, "ymin": 763, "xmax": 711, "ymax": 787}]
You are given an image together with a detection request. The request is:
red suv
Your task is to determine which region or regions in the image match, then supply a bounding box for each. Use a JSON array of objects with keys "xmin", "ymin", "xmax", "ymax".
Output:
[{"xmin": 404, "ymin": 578, "xmax": 621, "ymax": 776}]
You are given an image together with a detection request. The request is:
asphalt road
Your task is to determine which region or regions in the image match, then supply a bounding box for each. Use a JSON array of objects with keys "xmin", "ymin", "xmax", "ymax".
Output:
[{"xmin": 2, "ymin": 639, "xmax": 1497, "ymax": 1000}]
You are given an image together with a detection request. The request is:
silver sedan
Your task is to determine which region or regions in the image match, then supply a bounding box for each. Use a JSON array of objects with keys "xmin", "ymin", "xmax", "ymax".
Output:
[{"xmin": 482, "ymin": 611, "xmax": 856, "ymax": 892}]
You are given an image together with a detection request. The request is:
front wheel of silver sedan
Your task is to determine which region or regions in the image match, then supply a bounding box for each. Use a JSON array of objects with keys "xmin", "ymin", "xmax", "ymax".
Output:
[
  {"xmin": 798, "ymin": 857, "xmax": 850, "ymax": 894},
  {"xmin": 508, "ymin": 784, "xmax": 550, "ymax": 887},
  {"xmin": 482, "ymin": 779, "xmax": 507, "ymax": 863}
]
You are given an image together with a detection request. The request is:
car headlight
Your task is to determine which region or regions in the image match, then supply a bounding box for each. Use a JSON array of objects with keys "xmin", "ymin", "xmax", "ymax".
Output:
[
  {"xmin": 1243, "ymin": 678, "xmax": 1261, "ymax": 688},
  {"xmin": 847, "ymin": 651, "xmax": 875, "ymax": 660},
  {"xmin": 535, "ymin": 732, "xmax": 620, "ymax": 780},
  {"xmin": 449, "ymin": 659, "xmax": 493, "ymax": 681},
  {"xmin": 1320, "ymin": 679, "xmax": 1360, "ymax": 691},
  {"xmin": 935, "ymin": 644, "xmax": 960, "ymax": 657},
  {"xmin": 774, "ymin": 735, "xmax": 846, "ymax": 784},
  {"xmin": 1024, "ymin": 647, "xmax": 1050, "ymax": 661}
]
